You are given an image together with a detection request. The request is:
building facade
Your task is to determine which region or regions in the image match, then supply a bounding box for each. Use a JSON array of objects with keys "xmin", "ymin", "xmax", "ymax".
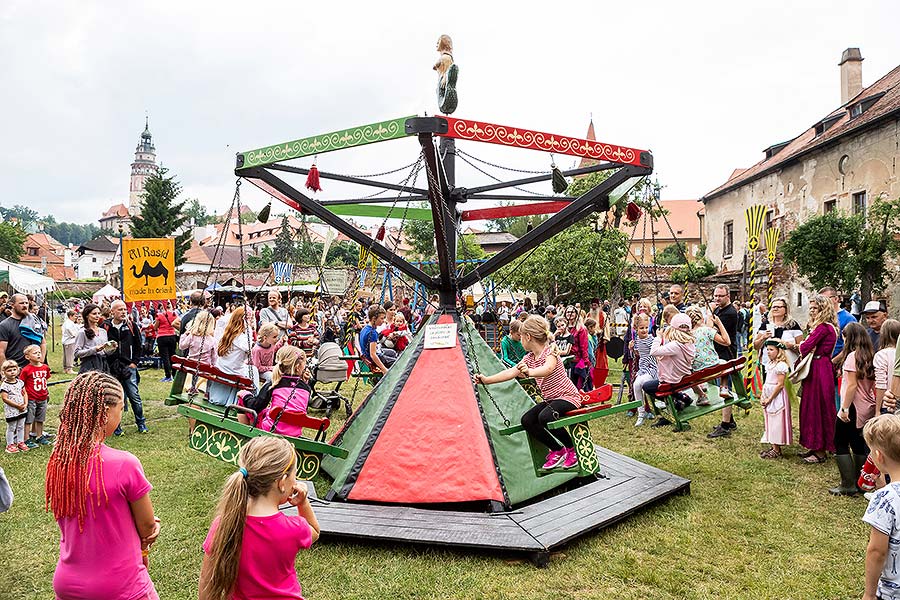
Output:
[{"xmin": 702, "ymin": 49, "xmax": 900, "ymax": 315}]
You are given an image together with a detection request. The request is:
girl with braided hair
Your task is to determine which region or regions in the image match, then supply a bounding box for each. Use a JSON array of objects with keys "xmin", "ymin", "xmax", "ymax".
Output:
[
  {"xmin": 46, "ymin": 371, "xmax": 160, "ymax": 600},
  {"xmin": 199, "ymin": 436, "xmax": 320, "ymax": 600}
]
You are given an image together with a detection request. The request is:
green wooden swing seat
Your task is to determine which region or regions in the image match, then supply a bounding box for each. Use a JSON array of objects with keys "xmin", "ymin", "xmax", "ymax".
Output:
[
  {"xmin": 499, "ymin": 383, "xmax": 641, "ymax": 477},
  {"xmin": 166, "ymin": 356, "xmax": 348, "ymax": 478},
  {"xmin": 652, "ymin": 356, "xmax": 751, "ymax": 432}
]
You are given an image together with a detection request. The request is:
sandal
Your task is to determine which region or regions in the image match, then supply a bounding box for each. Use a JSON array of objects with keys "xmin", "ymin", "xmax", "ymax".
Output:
[
  {"xmin": 798, "ymin": 450, "xmax": 815, "ymax": 458},
  {"xmin": 759, "ymin": 449, "xmax": 782, "ymax": 459},
  {"xmin": 801, "ymin": 453, "xmax": 827, "ymax": 464}
]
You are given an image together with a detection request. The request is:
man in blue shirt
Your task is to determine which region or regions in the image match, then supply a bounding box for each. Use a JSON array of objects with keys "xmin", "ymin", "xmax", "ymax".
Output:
[
  {"xmin": 819, "ymin": 286, "xmax": 856, "ymax": 360},
  {"xmin": 359, "ymin": 305, "xmax": 396, "ymax": 372}
]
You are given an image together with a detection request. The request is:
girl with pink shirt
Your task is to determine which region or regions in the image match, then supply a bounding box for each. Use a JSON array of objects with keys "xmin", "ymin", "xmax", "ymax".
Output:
[
  {"xmin": 641, "ymin": 313, "xmax": 697, "ymax": 427},
  {"xmin": 831, "ymin": 322, "xmax": 877, "ymax": 496},
  {"xmin": 199, "ymin": 436, "xmax": 320, "ymax": 600},
  {"xmin": 179, "ymin": 310, "xmax": 218, "ymax": 395},
  {"xmin": 473, "ymin": 316, "xmax": 584, "ymax": 471},
  {"xmin": 46, "ymin": 372, "xmax": 161, "ymax": 600}
]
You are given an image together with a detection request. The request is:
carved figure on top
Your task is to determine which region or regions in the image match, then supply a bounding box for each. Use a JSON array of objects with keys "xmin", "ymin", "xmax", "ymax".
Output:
[{"xmin": 433, "ymin": 34, "xmax": 458, "ymax": 115}]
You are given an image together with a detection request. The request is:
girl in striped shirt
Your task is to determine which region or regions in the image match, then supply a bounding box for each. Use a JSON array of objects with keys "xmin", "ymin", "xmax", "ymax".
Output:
[
  {"xmin": 473, "ymin": 316, "xmax": 583, "ymax": 470},
  {"xmin": 631, "ymin": 313, "xmax": 658, "ymax": 426}
]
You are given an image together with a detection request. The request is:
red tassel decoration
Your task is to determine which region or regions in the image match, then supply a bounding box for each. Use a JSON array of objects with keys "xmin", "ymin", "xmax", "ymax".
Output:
[
  {"xmin": 306, "ymin": 164, "xmax": 322, "ymax": 193},
  {"xmin": 375, "ymin": 225, "xmax": 386, "ymax": 242},
  {"xmin": 625, "ymin": 201, "xmax": 642, "ymax": 223}
]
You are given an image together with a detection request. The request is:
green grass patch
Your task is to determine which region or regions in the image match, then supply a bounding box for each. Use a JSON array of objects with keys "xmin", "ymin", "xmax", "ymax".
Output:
[{"xmin": 0, "ymin": 333, "xmax": 867, "ymax": 599}]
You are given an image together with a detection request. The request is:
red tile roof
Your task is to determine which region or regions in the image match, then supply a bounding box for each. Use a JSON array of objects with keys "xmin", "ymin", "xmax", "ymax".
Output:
[
  {"xmin": 625, "ymin": 200, "xmax": 703, "ymax": 242},
  {"xmin": 101, "ymin": 203, "xmax": 130, "ymax": 219},
  {"xmin": 704, "ymin": 63, "xmax": 900, "ymax": 200}
]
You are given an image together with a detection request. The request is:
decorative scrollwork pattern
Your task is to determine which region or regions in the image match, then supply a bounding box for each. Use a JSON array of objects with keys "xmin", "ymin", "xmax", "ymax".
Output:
[
  {"xmin": 570, "ymin": 422, "xmax": 600, "ymax": 474},
  {"xmin": 440, "ymin": 117, "xmax": 646, "ymax": 167},
  {"xmin": 296, "ymin": 451, "xmax": 321, "ymax": 479},
  {"xmin": 189, "ymin": 423, "xmax": 244, "ymax": 465},
  {"xmin": 240, "ymin": 116, "xmax": 414, "ymax": 168}
]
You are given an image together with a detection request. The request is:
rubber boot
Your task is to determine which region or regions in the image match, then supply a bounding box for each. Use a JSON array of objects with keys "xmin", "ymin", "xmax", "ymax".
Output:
[{"xmin": 829, "ymin": 454, "xmax": 860, "ymax": 496}]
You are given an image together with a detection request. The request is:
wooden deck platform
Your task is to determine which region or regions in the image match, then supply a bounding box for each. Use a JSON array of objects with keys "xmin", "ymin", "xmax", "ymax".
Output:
[{"xmin": 283, "ymin": 446, "xmax": 689, "ymax": 565}]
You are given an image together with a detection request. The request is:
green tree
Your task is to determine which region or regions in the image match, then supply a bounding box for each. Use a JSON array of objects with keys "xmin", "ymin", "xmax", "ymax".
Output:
[
  {"xmin": 248, "ymin": 245, "xmax": 274, "ymax": 269},
  {"xmin": 782, "ymin": 197, "xmax": 900, "ymax": 301},
  {"xmin": 325, "ymin": 241, "xmax": 359, "ymax": 266},
  {"xmin": 272, "ymin": 215, "xmax": 298, "ymax": 264},
  {"xmin": 494, "ymin": 221, "xmax": 630, "ymax": 302},
  {"xmin": 671, "ymin": 244, "xmax": 716, "ymax": 282},
  {"xmin": 183, "ymin": 198, "xmax": 214, "ymax": 226},
  {"xmin": 42, "ymin": 217, "xmax": 100, "ymax": 246},
  {"xmin": 654, "ymin": 242, "xmax": 689, "ymax": 265},
  {"xmin": 0, "ymin": 221, "xmax": 27, "ymax": 262},
  {"xmin": 129, "ymin": 167, "xmax": 192, "ymax": 266},
  {"xmin": 0, "ymin": 205, "xmax": 40, "ymax": 230}
]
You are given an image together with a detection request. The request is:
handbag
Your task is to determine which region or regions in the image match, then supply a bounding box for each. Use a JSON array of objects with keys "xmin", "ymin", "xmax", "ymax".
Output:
[{"xmin": 788, "ymin": 353, "xmax": 814, "ymax": 385}]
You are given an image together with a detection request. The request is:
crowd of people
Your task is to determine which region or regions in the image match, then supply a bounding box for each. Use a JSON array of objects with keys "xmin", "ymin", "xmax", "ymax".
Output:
[{"xmin": 3, "ymin": 281, "xmax": 900, "ymax": 598}]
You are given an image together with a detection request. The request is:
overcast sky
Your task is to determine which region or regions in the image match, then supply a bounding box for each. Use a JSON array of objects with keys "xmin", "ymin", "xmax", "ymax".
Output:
[{"xmin": 2, "ymin": 0, "xmax": 898, "ymax": 225}]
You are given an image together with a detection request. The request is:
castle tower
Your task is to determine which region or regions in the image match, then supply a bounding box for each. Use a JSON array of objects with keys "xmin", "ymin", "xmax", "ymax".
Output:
[{"xmin": 128, "ymin": 117, "xmax": 158, "ymax": 215}]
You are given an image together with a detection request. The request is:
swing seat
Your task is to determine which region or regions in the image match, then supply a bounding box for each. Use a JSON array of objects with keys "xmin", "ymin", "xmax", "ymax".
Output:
[
  {"xmin": 350, "ymin": 356, "xmax": 384, "ymax": 385},
  {"xmin": 266, "ymin": 406, "xmax": 331, "ymax": 443},
  {"xmin": 498, "ymin": 383, "xmax": 641, "ymax": 477},
  {"xmin": 653, "ymin": 356, "xmax": 751, "ymax": 431},
  {"xmin": 166, "ymin": 356, "xmax": 254, "ymax": 408}
]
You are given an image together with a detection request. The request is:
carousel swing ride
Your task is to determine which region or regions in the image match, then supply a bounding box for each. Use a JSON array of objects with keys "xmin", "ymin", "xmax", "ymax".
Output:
[{"xmin": 177, "ymin": 36, "xmax": 690, "ymax": 565}]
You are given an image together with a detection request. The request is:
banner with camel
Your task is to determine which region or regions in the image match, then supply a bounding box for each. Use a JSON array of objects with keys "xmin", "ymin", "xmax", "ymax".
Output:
[{"xmin": 122, "ymin": 238, "xmax": 176, "ymax": 302}]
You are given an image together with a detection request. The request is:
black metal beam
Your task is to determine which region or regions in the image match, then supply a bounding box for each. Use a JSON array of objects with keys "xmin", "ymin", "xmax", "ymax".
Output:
[
  {"xmin": 418, "ymin": 133, "xmax": 456, "ymax": 305},
  {"xmin": 239, "ymin": 167, "xmax": 434, "ymax": 288},
  {"xmin": 264, "ymin": 163, "xmax": 429, "ymax": 196},
  {"xmin": 319, "ymin": 195, "xmax": 428, "ymax": 206},
  {"xmin": 465, "ymin": 162, "xmax": 620, "ymax": 195},
  {"xmin": 458, "ymin": 165, "xmax": 651, "ymax": 288}
]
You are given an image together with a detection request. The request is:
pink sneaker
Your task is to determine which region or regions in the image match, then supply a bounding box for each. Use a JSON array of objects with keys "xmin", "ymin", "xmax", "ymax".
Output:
[
  {"xmin": 5, "ymin": 444, "xmax": 19, "ymax": 454},
  {"xmin": 542, "ymin": 449, "xmax": 566, "ymax": 469},
  {"xmin": 17, "ymin": 442, "xmax": 29, "ymax": 452},
  {"xmin": 562, "ymin": 448, "xmax": 579, "ymax": 469}
]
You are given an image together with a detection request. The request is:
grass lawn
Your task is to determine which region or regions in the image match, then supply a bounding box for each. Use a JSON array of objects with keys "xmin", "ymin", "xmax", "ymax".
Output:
[{"xmin": 0, "ymin": 333, "xmax": 869, "ymax": 600}]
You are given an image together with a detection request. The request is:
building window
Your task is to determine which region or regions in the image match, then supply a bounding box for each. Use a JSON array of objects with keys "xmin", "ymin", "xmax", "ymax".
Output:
[
  {"xmin": 824, "ymin": 199, "xmax": 837, "ymax": 213},
  {"xmin": 852, "ymin": 191, "xmax": 867, "ymax": 219},
  {"xmin": 27, "ymin": 247, "xmax": 38, "ymax": 256},
  {"xmin": 634, "ymin": 246, "xmax": 641, "ymax": 257},
  {"xmin": 797, "ymin": 292, "xmax": 803, "ymax": 308},
  {"xmin": 723, "ymin": 221, "xmax": 734, "ymax": 258}
]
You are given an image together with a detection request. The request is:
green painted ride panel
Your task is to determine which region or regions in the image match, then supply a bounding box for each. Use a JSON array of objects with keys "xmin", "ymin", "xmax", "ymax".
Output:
[
  {"xmin": 327, "ymin": 204, "xmax": 433, "ymax": 221},
  {"xmin": 177, "ymin": 405, "xmax": 348, "ymax": 459},
  {"xmin": 238, "ymin": 116, "xmax": 416, "ymax": 169}
]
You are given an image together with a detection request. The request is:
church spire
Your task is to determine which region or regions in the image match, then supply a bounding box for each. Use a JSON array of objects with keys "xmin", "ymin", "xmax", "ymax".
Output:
[{"xmin": 130, "ymin": 115, "xmax": 159, "ymax": 213}]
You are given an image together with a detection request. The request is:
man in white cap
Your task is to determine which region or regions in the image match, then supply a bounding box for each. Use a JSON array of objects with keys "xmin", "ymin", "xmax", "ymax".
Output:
[
  {"xmin": 863, "ymin": 300, "xmax": 887, "ymax": 349},
  {"xmin": 544, "ymin": 305, "xmax": 558, "ymax": 334}
]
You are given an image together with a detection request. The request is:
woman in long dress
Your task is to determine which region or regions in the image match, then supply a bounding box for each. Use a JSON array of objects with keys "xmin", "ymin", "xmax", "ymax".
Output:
[{"xmin": 787, "ymin": 294, "xmax": 838, "ymax": 464}]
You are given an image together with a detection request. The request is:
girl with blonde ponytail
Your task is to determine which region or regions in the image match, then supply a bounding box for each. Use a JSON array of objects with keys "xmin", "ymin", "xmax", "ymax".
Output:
[
  {"xmin": 199, "ymin": 436, "xmax": 320, "ymax": 600},
  {"xmin": 473, "ymin": 315, "xmax": 585, "ymax": 471}
]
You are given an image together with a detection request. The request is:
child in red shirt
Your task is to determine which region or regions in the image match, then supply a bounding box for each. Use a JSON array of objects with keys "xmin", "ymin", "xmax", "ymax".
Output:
[
  {"xmin": 380, "ymin": 313, "xmax": 412, "ymax": 352},
  {"xmin": 19, "ymin": 344, "xmax": 51, "ymax": 448}
]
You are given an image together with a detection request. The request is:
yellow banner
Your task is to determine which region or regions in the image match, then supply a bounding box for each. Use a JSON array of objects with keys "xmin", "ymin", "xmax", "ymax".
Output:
[{"xmin": 122, "ymin": 238, "xmax": 176, "ymax": 302}]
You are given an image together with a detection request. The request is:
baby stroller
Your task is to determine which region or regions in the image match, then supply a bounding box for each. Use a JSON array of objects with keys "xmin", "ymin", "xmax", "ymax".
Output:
[{"xmin": 308, "ymin": 342, "xmax": 354, "ymax": 418}]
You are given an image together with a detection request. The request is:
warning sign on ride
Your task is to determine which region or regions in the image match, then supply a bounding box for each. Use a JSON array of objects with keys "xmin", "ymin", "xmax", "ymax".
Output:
[
  {"xmin": 424, "ymin": 323, "xmax": 457, "ymax": 349},
  {"xmin": 122, "ymin": 238, "xmax": 176, "ymax": 302}
]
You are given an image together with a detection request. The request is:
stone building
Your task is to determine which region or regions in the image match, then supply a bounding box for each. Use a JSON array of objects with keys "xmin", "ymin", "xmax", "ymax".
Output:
[{"xmin": 701, "ymin": 48, "xmax": 900, "ymax": 317}]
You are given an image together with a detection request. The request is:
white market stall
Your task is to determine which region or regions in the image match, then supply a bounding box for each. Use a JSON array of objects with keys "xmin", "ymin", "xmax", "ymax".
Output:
[{"xmin": 0, "ymin": 258, "xmax": 56, "ymax": 295}]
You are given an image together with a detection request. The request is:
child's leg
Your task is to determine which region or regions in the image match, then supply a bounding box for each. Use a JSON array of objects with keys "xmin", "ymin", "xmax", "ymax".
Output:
[
  {"xmin": 25, "ymin": 401, "xmax": 36, "ymax": 440},
  {"xmin": 521, "ymin": 403, "xmax": 565, "ymax": 451},
  {"xmin": 633, "ymin": 373, "xmax": 651, "ymax": 412},
  {"xmin": 6, "ymin": 420, "xmax": 17, "ymax": 446},
  {"xmin": 538, "ymin": 401, "xmax": 575, "ymax": 448},
  {"xmin": 15, "ymin": 418, "xmax": 24, "ymax": 444}
]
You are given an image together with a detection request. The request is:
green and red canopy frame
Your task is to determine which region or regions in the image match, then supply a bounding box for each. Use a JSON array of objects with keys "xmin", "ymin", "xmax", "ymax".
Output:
[{"xmin": 235, "ymin": 114, "xmax": 652, "ymax": 306}]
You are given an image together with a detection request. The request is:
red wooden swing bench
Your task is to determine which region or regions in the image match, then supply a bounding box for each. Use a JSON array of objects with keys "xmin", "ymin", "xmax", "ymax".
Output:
[
  {"xmin": 265, "ymin": 406, "xmax": 331, "ymax": 443},
  {"xmin": 653, "ymin": 356, "xmax": 751, "ymax": 431},
  {"xmin": 165, "ymin": 355, "xmax": 255, "ymax": 409}
]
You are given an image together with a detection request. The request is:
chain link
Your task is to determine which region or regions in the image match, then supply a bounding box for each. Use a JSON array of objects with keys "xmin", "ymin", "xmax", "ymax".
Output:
[
  {"xmin": 462, "ymin": 314, "xmax": 511, "ymax": 427},
  {"xmin": 456, "ymin": 153, "xmax": 544, "ymax": 196},
  {"xmin": 457, "ymin": 149, "xmax": 549, "ymax": 175}
]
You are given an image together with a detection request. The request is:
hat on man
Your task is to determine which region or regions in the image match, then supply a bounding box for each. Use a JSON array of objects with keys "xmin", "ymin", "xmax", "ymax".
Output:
[
  {"xmin": 544, "ymin": 305, "xmax": 557, "ymax": 315},
  {"xmin": 862, "ymin": 301, "xmax": 886, "ymax": 314}
]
